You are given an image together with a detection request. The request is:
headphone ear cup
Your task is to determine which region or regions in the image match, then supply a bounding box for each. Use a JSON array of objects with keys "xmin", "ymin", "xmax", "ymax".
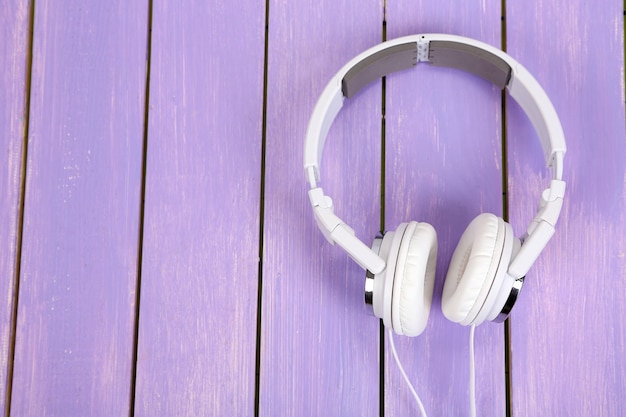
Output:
[
  {"xmin": 442, "ymin": 213, "xmax": 507, "ymax": 325},
  {"xmin": 392, "ymin": 221, "xmax": 438, "ymax": 336},
  {"xmin": 378, "ymin": 224, "xmax": 407, "ymax": 330}
]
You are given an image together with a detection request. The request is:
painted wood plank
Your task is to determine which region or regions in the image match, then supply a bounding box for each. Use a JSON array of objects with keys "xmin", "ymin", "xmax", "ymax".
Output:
[
  {"xmin": 506, "ymin": 1, "xmax": 626, "ymax": 415},
  {"xmin": 133, "ymin": 1, "xmax": 265, "ymax": 415},
  {"xmin": 260, "ymin": 1, "xmax": 383, "ymax": 415},
  {"xmin": 0, "ymin": 1, "xmax": 31, "ymax": 411},
  {"xmin": 384, "ymin": 2, "xmax": 506, "ymax": 416},
  {"xmin": 10, "ymin": 1, "xmax": 148, "ymax": 415}
]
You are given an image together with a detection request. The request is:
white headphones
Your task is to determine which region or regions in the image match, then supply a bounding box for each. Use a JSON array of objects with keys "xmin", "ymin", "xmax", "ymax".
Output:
[{"xmin": 304, "ymin": 34, "xmax": 566, "ymax": 337}]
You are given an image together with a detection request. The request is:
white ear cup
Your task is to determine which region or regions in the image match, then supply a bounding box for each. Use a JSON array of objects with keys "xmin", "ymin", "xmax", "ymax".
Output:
[
  {"xmin": 475, "ymin": 230, "xmax": 519, "ymax": 324},
  {"xmin": 391, "ymin": 222, "xmax": 438, "ymax": 336},
  {"xmin": 371, "ymin": 230, "xmax": 396, "ymax": 320},
  {"xmin": 375, "ymin": 214, "xmax": 515, "ymax": 333},
  {"xmin": 380, "ymin": 223, "xmax": 408, "ymax": 329},
  {"xmin": 442, "ymin": 213, "xmax": 509, "ymax": 325}
]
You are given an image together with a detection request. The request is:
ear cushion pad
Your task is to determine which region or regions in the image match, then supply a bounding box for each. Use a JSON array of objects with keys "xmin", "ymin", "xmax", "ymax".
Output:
[
  {"xmin": 442, "ymin": 213, "xmax": 506, "ymax": 325},
  {"xmin": 391, "ymin": 221, "xmax": 438, "ymax": 336},
  {"xmin": 381, "ymin": 224, "xmax": 408, "ymax": 330}
]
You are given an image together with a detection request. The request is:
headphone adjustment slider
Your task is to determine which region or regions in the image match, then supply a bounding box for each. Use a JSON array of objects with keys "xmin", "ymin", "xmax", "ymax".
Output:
[{"xmin": 417, "ymin": 37, "xmax": 430, "ymax": 62}]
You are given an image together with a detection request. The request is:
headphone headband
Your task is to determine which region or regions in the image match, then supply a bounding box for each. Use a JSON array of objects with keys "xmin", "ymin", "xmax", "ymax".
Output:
[{"xmin": 304, "ymin": 34, "xmax": 566, "ymax": 279}]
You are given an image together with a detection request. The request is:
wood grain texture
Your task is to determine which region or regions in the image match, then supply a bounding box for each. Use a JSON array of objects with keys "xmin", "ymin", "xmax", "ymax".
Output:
[
  {"xmin": 260, "ymin": 1, "xmax": 383, "ymax": 415},
  {"xmin": 506, "ymin": 1, "xmax": 626, "ymax": 415},
  {"xmin": 2, "ymin": 1, "xmax": 624, "ymax": 416},
  {"xmin": 133, "ymin": 1, "xmax": 265, "ymax": 416},
  {"xmin": 0, "ymin": 1, "xmax": 30, "ymax": 411},
  {"xmin": 10, "ymin": 1, "xmax": 148, "ymax": 415},
  {"xmin": 384, "ymin": 2, "xmax": 506, "ymax": 416}
]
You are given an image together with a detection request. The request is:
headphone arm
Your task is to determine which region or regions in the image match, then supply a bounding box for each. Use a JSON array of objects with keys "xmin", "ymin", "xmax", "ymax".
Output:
[
  {"xmin": 308, "ymin": 187, "xmax": 386, "ymax": 274},
  {"xmin": 508, "ymin": 177, "xmax": 566, "ymax": 278}
]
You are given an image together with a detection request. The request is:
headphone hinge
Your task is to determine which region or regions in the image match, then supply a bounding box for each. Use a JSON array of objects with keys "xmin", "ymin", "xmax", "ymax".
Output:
[
  {"xmin": 309, "ymin": 188, "xmax": 338, "ymax": 244},
  {"xmin": 528, "ymin": 179, "xmax": 565, "ymax": 235}
]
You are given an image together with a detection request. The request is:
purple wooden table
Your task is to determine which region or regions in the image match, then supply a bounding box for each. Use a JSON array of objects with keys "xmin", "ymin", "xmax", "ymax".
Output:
[{"xmin": 1, "ymin": 1, "xmax": 624, "ymax": 416}]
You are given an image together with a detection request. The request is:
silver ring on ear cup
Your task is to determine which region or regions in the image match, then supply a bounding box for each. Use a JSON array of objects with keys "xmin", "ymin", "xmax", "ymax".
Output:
[
  {"xmin": 365, "ymin": 270, "xmax": 374, "ymax": 316},
  {"xmin": 364, "ymin": 225, "xmax": 408, "ymax": 327},
  {"xmin": 365, "ymin": 231, "xmax": 396, "ymax": 321},
  {"xmin": 493, "ymin": 277, "xmax": 525, "ymax": 322},
  {"xmin": 364, "ymin": 235, "xmax": 383, "ymax": 315},
  {"xmin": 476, "ymin": 227, "xmax": 521, "ymax": 325},
  {"xmin": 364, "ymin": 270, "xmax": 375, "ymax": 315}
]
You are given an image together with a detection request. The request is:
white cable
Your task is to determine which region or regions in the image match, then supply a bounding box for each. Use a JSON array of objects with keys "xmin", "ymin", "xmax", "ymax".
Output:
[
  {"xmin": 388, "ymin": 329, "xmax": 428, "ymax": 417},
  {"xmin": 469, "ymin": 324, "xmax": 477, "ymax": 417}
]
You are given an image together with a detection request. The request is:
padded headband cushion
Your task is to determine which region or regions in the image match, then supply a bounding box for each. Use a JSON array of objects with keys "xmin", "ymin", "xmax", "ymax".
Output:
[
  {"xmin": 442, "ymin": 213, "xmax": 504, "ymax": 324},
  {"xmin": 392, "ymin": 221, "xmax": 437, "ymax": 336}
]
